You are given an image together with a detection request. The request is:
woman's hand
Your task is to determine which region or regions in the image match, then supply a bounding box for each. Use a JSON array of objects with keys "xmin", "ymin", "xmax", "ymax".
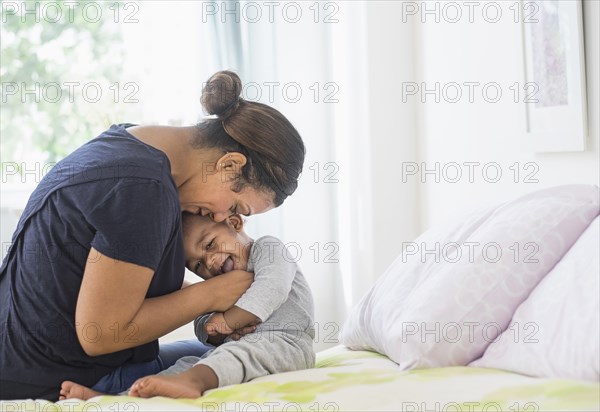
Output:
[{"xmin": 203, "ymin": 270, "xmax": 254, "ymax": 312}]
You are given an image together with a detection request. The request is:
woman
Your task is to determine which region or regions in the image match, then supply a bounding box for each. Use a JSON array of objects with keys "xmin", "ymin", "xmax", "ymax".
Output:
[{"xmin": 0, "ymin": 71, "xmax": 305, "ymax": 400}]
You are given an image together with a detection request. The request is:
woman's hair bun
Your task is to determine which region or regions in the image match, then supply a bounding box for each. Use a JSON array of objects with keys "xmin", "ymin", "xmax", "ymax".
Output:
[{"xmin": 201, "ymin": 70, "xmax": 243, "ymax": 118}]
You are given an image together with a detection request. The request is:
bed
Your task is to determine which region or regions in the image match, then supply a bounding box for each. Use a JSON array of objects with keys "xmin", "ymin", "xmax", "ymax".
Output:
[
  {"xmin": 2, "ymin": 185, "xmax": 599, "ymax": 411},
  {"xmin": 2, "ymin": 345, "xmax": 598, "ymax": 411}
]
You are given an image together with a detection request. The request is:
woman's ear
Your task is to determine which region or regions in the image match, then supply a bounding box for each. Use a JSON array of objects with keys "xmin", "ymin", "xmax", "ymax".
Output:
[
  {"xmin": 216, "ymin": 152, "xmax": 247, "ymax": 178},
  {"xmin": 226, "ymin": 214, "xmax": 245, "ymax": 232}
]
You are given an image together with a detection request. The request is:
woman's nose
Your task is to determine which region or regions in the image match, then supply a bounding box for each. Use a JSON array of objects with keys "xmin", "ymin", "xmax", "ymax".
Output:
[{"xmin": 211, "ymin": 211, "xmax": 230, "ymax": 222}]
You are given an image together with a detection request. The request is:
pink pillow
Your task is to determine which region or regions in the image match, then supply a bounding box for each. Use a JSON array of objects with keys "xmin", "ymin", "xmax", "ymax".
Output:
[
  {"xmin": 341, "ymin": 185, "xmax": 600, "ymax": 369},
  {"xmin": 470, "ymin": 217, "xmax": 599, "ymax": 381}
]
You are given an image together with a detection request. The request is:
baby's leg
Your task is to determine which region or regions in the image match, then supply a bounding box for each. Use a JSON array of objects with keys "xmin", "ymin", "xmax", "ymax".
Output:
[
  {"xmin": 128, "ymin": 364, "xmax": 218, "ymax": 399},
  {"xmin": 198, "ymin": 332, "xmax": 314, "ymax": 387},
  {"xmin": 59, "ymin": 381, "xmax": 104, "ymax": 400}
]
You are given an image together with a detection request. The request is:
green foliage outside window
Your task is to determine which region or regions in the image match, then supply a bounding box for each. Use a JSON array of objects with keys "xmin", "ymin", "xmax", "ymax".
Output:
[{"xmin": 1, "ymin": 1, "xmax": 126, "ymax": 168}]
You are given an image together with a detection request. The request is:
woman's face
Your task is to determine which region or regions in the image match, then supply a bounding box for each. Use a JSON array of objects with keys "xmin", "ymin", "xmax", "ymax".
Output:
[{"xmin": 178, "ymin": 171, "xmax": 274, "ymax": 222}]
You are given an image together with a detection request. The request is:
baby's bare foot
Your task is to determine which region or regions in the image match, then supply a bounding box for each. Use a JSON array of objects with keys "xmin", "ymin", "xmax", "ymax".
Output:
[
  {"xmin": 59, "ymin": 381, "xmax": 104, "ymax": 400},
  {"xmin": 129, "ymin": 371, "xmax": 205, "ymax": 399}
]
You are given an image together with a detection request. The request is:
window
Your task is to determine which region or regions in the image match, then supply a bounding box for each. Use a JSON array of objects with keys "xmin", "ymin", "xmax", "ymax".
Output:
[{"xmin": 1, "ymin": 1, "xmax": 217, "ymax": 256}]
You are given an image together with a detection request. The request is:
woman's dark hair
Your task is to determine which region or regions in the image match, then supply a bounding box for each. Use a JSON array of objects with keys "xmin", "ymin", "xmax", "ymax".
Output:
[{"xmin": 194, "ymin": 70, "xmax": 306, "ymax": 207}]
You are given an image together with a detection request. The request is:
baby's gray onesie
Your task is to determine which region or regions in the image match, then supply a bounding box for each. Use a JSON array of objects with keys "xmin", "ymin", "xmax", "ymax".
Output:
[{"xmin": 158, "ymin": 235, "xmax": 315, "ymax": 387}]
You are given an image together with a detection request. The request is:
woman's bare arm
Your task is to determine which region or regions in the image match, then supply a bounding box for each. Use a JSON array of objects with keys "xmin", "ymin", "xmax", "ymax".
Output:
[{"xmin": 75, "ymin": 247, "xmax": 253, "ymax": 356}]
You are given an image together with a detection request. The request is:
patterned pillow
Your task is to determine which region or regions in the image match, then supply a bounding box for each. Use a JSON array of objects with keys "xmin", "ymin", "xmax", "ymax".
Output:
[
  {"xmin": 341, "ymin": 185, "xmax": 600, "ymax": 369},
  {"xmin": 471, "ymin": 217, "xmax": 599, "ymax": 380}
]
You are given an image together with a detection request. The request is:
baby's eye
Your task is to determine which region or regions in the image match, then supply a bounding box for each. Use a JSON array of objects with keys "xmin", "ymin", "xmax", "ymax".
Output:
[
  {"xmin": 205, "ymin": 239, "xmax": 214, "ymax": 250},
  {"xmin": 230, "ymin": 205, "xmax": 237, "ymax": 215},
  {"xmin": 195, "ymin": 261, "xmax": 202, "ymax": 272}
]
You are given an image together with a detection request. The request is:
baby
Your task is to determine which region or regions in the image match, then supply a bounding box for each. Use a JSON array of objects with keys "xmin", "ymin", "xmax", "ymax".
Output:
[{"xmin": 61, "ymin": 213, "xmax": 315, "ymax": 399}]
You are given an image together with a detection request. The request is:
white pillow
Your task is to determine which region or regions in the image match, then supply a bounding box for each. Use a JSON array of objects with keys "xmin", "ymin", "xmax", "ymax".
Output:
[
  {"xmin": 341, "ymin": 185, "xmax": 600, "ymax": 369},
  {"xmin": 470, "ymin": 217, "xmax": 599, "ymax": 381}
]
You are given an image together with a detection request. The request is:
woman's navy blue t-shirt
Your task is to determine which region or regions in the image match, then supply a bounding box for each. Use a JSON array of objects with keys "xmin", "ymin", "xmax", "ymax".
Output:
[{"xmin": 0, "ymin": 124, "xmax": 185, "ymax": 388}]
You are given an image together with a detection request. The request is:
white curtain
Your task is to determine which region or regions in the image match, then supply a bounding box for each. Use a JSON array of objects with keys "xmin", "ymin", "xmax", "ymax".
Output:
[
  {"xmin": 205, "ymin": 1, "xmax": 421, "ymax": 350},
  {"xmin": 205, "ymin": 1, "xmax": 347, "ymax": 350}
]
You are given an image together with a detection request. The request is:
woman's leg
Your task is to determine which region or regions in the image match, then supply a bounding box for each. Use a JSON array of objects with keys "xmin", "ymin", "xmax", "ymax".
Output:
[
  {"xmin": 155, "ymin": 340, "xmax": 214, "ymax": 370},
  {"xmin": 91, "ymin": 340, "xmax": 213, "ymax": 394},
  {"xmin": 0, "ymin": 380, "xmax": 59, "ymax": 401}
]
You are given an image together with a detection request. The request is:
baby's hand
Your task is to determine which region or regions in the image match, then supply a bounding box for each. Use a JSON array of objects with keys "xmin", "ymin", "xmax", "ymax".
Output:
[{"xmin": 204, "ymin": 312, "xmax": 234, "ymax": 336}]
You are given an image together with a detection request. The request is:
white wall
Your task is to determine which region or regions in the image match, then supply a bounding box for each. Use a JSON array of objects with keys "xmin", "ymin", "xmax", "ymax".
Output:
[
  {"xmin": 413, "ymin": 0, "xmax": 599, "ymax": 229},
  {"xmin": 339, "ymin": 0, "xmax": 599, "ymax": 305}
]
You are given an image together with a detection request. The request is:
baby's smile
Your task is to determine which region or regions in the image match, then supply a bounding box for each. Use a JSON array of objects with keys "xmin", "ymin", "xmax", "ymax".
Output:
[{"xmin": 221, "ymin": 256, "xmax": 235, "ymax": 273}]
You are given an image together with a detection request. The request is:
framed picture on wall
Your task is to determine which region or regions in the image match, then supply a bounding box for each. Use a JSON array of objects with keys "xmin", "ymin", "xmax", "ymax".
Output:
[{"xmin": 521, "ymin": 0, "xmax": 588, "ymax": 152}]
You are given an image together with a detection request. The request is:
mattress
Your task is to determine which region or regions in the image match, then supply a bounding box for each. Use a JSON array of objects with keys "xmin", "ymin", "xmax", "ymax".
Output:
[{"xmin": 1, "ymin": 345, "xmax": 598, "ymax": 411}]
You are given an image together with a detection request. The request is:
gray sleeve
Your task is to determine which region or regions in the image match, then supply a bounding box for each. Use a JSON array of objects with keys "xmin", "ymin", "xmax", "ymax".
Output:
[
  {"xmin": 235, "ymin": 236, "xmax": 297, "ymax": 322},
  {"xmin": 194, "ymin": 313, "xmax": 214, "ymax": 344}
]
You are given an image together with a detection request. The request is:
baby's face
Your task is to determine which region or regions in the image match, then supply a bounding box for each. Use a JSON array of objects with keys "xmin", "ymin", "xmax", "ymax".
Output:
[{"xmin": 182, "ymin": 213, "xmax": 253, "ymax": 280}]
